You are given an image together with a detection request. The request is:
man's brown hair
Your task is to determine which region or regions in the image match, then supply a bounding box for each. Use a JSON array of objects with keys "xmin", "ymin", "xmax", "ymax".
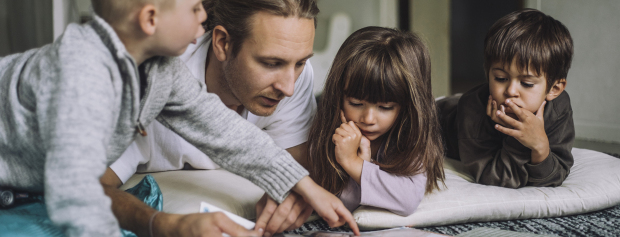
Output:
[
  {"xmin": 202, "ymin": 0, "xmax": 319, "ymax": 57},
  {"xmin": 308, "ymin": 27, "xmax": 445, "ymax": 196},
  {"xmin": 484, "ymin": 8, "xmax": 573, "ymax": 91}
]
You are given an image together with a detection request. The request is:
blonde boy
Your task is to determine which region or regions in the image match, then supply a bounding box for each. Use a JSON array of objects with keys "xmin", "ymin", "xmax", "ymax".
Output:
[
  {"xmin": 0, "ymin": 0, "xmax": 358, "ymax": 236},
  {"xmin": 439, "ymin": 9, "xmax": 574, "ymax": 188}
]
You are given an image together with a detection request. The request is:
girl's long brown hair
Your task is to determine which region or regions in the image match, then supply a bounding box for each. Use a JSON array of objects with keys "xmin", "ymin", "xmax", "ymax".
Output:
[{"xmin": 308, "ymin": 26, "xmax": 445, "ymax": 196}]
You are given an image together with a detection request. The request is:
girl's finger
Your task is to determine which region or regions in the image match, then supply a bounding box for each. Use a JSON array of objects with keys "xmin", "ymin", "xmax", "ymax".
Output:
[
  {"xmin": 340, "ymin": 110, "xmax": 347, "ymax": 124},
  {"xmin": 348, "ymin": 121, "xmax": 362, "ymax": 137}
]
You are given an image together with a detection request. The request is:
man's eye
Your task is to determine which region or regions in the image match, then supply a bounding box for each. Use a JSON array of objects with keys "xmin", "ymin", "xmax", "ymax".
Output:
[
  {"xmin": 296, "ymin": 62, "xmax": 306, "ymax": 67},
  {"xmin": 264, "ymin": 62, "xmax": 278, "ymax": 67},
  {"xmin": 521, "ymin": 82, "xmax": 534, "ymax": 88}
]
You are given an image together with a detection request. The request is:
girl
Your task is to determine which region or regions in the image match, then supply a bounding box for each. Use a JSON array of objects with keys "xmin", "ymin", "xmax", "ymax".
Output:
[{"xmin": 308, "ymin": 26, "xmax": 445, "ymax": 216}]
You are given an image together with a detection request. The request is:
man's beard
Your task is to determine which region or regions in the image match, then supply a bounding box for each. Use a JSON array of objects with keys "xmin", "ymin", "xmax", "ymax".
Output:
[{"xmin": 221, "ymin": 58, "xmax": 281, "ymax": 116}]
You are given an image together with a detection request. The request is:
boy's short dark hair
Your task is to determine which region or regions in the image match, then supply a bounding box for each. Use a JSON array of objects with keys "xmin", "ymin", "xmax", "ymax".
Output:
[{"xmin": 484, "ymin": 8, "xmax": 573, "ymax": 92}]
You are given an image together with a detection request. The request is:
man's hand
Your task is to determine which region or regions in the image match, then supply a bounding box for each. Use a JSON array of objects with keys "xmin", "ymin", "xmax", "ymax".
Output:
[
  {"xmin": 254, "ymin": 192, "xmax": 313, "ymax": 236},
  {"xmin": 494, "ymin": 99, "xmax": 550, "ymax": 164},
  {"xmin": 292, "ymin": 177, "xmax": 361, "ymax": 236},
  {"xmin": 486, "ymin": 95, "xmax": 510, "ymax": 128},
  {"xmin": 161, "ymin": 212, "xmax": 261, "ymax": 237}
]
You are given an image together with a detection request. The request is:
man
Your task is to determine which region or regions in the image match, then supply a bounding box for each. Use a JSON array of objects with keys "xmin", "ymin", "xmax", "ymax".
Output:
[{"xmin": 100, "ymin": 0, "xmax": 339, "ymax": 236}]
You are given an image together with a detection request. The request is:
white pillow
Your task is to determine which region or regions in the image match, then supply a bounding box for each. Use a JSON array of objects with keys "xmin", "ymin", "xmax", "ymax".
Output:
[
  {"xmin": 121, "ymin": 169, "xmax": 265, "ymax": 219},
  {"xmin": 352, "ymin": 148, "xmax": 620, "ymax": 230},
  {"xmin": 121, "ymin": 148, "xmax": 620, "ymax": 230}
]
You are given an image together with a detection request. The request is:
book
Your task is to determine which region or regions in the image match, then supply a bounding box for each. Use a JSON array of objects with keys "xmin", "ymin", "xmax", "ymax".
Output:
[{"xmin": 199, "ymin": 201, "xmax": 255, "ymax": 230}]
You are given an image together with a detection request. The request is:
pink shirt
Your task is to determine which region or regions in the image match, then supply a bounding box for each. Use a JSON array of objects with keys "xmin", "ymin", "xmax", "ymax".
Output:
[{"xmin": 339, "ymin": 160, "xmax": 427, "ymax": 216}]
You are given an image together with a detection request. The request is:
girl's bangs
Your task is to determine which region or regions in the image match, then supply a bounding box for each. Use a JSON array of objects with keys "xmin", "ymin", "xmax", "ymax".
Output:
[{"xmin": 342, "ymin": 53, "xmax": 407, "ymax": 104}]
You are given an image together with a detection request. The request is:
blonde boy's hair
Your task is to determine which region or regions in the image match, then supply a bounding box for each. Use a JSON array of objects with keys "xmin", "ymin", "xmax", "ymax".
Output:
[{"xmin": 91, "ymin": 0, "xmax": 175, "ymax": 25}]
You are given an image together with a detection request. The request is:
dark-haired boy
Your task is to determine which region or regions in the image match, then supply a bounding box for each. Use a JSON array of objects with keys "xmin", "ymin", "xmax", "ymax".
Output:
[
  {"xmin": 439, "ymin": 8, "xmax": 574, "ymax": 188},
  {"xmin": 0, "ymin": 0, "xmax": 358, "ymax": 236}
]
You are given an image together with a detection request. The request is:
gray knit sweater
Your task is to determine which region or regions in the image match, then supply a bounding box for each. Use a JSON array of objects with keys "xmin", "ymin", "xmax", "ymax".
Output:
[{"xmin": 0, "ymin": 15, "xmax": 308, "ymax": 237}]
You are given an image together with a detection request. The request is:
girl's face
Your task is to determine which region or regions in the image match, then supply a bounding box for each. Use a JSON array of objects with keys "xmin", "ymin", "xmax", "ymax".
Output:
[{"xmin": 342, "ymin": 97, "xmax": 401, "ymax": 141}]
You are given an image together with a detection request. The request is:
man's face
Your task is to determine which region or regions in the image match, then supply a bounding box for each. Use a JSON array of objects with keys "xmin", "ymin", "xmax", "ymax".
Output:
[
  {"xmin": 488, "ymin": 59, "xmax": 548, "ymax": 118},
  {"xmin": 156, "ymin": 0, "xmax": 207, "ymax": 56},
  {"xmin": 222, "ymin": 11, "xmax": 315, "ymax": 116}
]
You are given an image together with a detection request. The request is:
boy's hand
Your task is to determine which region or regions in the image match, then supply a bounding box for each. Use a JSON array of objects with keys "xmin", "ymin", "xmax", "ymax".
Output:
[
  {"xmin": 254, "ymin": 192, "xmax": 313, "ymax": 236},
  {"xmin": 486, "ymin": 95, "xmax": 511, "ymax": 128},
  {"xmin": 494, "ymin": 99, "xmax": 550, "ymax": 164},
  {"xmin": 292, "ymin": 177, "xmax": 361, "ymax": 236},
  {"xmin": 333, "ymin": 111, "xmax": 367, "ymax": 167}
]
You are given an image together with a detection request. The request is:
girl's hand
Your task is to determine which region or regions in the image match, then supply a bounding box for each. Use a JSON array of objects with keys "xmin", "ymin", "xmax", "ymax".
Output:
[
  {"xmin": 358, "ymin": 136, "xmax": 371, "ymax": 162},
  {"xmin": 332, "ymin": 111, "xmax": 364, "ymax": 167}
]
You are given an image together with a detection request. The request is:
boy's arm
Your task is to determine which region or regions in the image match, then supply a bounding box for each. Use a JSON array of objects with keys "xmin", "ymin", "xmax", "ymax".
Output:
[
  {"xmin": 36, "ymin": 49, "xmax": 121, "ymax": 236},
  {"xmin": 495, "ymin": 100, "xmax": 574, "ymax": 187}
]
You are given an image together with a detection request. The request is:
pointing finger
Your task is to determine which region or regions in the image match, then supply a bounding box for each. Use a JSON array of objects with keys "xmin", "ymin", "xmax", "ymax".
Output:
[{"xmin": 340, "ymin": 110, "xmax": 347, "ymax": 124}]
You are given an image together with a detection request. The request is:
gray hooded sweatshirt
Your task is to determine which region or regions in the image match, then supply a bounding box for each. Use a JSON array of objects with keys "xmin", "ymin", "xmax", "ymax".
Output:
[{"xmin": 0, "ymin": 15, "xmax": 307, "ymax": 237}]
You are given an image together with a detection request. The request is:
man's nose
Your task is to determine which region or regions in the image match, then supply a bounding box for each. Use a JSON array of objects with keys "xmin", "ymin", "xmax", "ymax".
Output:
[{"xmin": 273, "ymin": 67, "xmax": 296, "ymax": 97}]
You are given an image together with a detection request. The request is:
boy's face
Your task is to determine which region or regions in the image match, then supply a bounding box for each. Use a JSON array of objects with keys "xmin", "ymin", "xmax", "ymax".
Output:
[
  {"xmin": 221, "ymin": 11, "xmax": 315, "ymax": 116},
  {"xmin": 155, "ymin": 0, "xmax": 207, "ymax": 56},
  {"xmin": 488, "ymin": 60, "xmax": 548, "ymax": 118}
]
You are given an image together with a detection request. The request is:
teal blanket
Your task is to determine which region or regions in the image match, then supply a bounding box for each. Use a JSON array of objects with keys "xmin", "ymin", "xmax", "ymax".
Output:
[{"xmin": 0, "ymin": 175, "xmax": 163, "ymax": 237}]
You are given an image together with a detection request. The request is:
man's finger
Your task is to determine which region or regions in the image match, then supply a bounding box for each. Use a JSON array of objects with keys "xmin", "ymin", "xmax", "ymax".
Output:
[
  {"xmin": 340, "ymin": 110, "xmax": 347, "ymax": 124},
  {"xmin": 286, "ymin": 205, "xmax": 314, "ymax": 231},
  {"xmin": 536, "ymin": 101, "xmax": 546, "ymax": 119},
  {"xmin": 276, "ymin": 197, "xmax": 306, "ymax": 233},
  {"xmin": 215, "ymin": 212, "xmax": 261, "ymax": 237},
  {"xmin": 265, "ymin": 194, "xmax": 297, "ymax": 235},
  {"xmin": 254, "ymin": 196, "xmax": 277, "ymax": 234}
]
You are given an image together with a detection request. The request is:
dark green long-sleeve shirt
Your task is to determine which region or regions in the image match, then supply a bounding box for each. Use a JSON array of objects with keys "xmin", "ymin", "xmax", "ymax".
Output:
[{"xmin": 438, "ymin": 83, "xmax": 574, "ymax": 188}]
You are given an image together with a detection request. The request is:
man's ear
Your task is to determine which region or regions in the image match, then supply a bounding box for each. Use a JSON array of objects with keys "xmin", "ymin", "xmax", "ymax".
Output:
[
  {"xmin": 546, "ymin": 78, "xmax": 567, "ymax": 101},
  {"xmin": 138, "ymin": 4, "xmax": 158, "ymax": 36},
  {"xmin": 211, "ymin": 25, "xmax": 231, "ymax": 62}
]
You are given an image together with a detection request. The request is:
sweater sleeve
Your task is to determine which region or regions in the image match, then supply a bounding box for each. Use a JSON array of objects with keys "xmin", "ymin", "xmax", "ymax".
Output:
[
  {"xmin": 524, "ymin": 95, "xmax": 574, "ymax": 187},
  {"xmin": 156, "ymin": 59, "xmax": 308, "ymax": 203},
  {"xmin": 36, "ymin": 43, "xmax": 121, "ymax": 236},
  {"xmin": 356, "ymin": 161, "xmax": 426, "ymax": 216}
]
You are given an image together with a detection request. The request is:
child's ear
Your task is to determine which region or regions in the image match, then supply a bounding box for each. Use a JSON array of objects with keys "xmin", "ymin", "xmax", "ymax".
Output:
[
  {"xmin": 211, "ymin": 25, "xmax": 231, "ymax": 62},
  {"xmin": 546, "ymin": 79, "xmax": 567, "ymax": 101},
  {"xmin": 138, "ymin": 4, "xmax": 158, "ymax": 36}
]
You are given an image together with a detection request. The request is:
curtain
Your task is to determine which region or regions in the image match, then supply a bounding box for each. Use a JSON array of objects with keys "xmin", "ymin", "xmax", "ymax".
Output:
[{"xmin": 0, "ymin": 0, "xmax": 53, "ymax": 57}]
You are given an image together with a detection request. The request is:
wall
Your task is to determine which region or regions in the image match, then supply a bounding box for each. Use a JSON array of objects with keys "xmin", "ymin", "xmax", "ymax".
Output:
[
  {"xmin": 312, "ymin": 0, "xmax": 398, "ymax": 95},
  {"xmin": 410, "ymin": 0, "xmax": 450, "ymax": 98},
  {"xmin": 526, "ymin": 0, "xmax": 620, "ymax": 143}
]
